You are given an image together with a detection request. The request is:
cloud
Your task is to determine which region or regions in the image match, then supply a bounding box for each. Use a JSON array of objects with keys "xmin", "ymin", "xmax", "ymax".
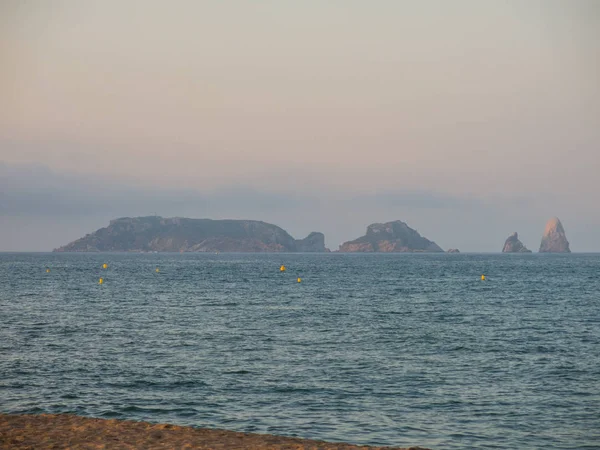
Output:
[
  {"xmin": 365, "ymin": 189, "xmax": 486, "ymax": 210},
  {"xmin": 0, "ymin": 162, "xmax": 316, "ymax": 218},
  {"xmin": 0, "ymin": 162, "xmax": 494, "ymax": 219}
]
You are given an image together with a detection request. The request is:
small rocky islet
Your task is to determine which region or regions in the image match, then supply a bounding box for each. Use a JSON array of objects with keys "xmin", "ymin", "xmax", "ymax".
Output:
[
  {"xmin": 502, "ymin": 232, "xmax": 532, "ymax": 253},
  {"xmin": 502, "ymin": 217, "xmax": 571, "ymax": 254},
  {"xmin": 338, "ymin": 220, "xmax": 443, "ymax": 253}
]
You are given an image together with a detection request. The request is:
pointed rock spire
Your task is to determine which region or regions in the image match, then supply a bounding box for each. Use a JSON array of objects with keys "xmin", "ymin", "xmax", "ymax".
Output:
[{"xmin": 539, "ymin": 217, "xmax": 571, "ymax": 253}]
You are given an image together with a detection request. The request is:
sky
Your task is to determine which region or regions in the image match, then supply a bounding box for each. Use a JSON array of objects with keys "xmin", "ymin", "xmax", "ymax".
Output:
[{"xmin": 1, "ymin": 0, "xmax": 599, "ymax": 251}]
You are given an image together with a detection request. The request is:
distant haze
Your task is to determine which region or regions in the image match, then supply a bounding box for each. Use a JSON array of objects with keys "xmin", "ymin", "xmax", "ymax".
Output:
[{"xmin": 1, "ymin": 1, "xmax": 599, "ymax": 251}]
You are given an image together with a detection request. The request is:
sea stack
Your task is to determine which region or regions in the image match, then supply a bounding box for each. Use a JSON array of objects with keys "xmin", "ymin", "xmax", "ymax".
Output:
[
  {"xmin": 539, "ymin": 217, "xmax": 571, "ymax": 253},
  {"xmin": 502, "ymin": 232, "xmax": 532, "ymax": 253}
]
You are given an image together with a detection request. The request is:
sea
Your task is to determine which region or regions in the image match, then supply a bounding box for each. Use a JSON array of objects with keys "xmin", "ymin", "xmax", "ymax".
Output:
[{"xmin": 1, "ymin": 252, "xmax": 599, "ymax": 449}]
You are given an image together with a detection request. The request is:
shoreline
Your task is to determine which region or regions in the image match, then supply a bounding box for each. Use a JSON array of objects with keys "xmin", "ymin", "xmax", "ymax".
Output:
[{"xmin": 0, "ymin": 413, "xmax": 430, "ymax": 449}]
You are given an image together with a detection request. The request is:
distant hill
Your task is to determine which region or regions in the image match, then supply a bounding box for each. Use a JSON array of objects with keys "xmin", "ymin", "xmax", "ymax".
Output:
[
  {"xmin": 54, "ymin": 216, "xmax": 327, "ymax": 252},
  {"xmin": 338, "ymin": 220, "xmax": 443, "ymax": 252}
]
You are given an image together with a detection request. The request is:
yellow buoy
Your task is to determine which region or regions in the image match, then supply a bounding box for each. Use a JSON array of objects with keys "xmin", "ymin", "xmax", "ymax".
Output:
[
  {"xmin": 481, "ymin": 274, "xmax": 486, "ymax": 281},
  {"xmin": 99, "ymin": 277, "xmax": 104, "ymax": 284},
  {"xmin": 102, "ymin": 263, "xmax": 108, "ymax": 269},
  {"xmin": 155, "ymin": 268, "xmax": 160, "ymax": 273},
  {"xmin": 297, "ymin": 277, "xmax": 302, "ymax": 283},
  {"xmin": 46, "ymin": 269, "xmax": 50, "ymax": 273},
  {"xmin": 280, "ymin": 265, "xmax": 286, "ymax": 272}
]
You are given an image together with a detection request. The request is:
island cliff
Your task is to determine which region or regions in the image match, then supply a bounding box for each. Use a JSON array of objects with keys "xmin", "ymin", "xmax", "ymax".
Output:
[
  {"xmin": 502, "ymin": 232, "xmax": 532, "ymax": 253},
  {"xmin": 539, "ymin": 217, "xmax": 571, "ymax": 253},
  {"xmin": 54, "ymin": 217, "xmax": 328, "ymax": 253},
  {"xmin": 338, "ymin": 220, "xmax": 443, "ymax": 252}
]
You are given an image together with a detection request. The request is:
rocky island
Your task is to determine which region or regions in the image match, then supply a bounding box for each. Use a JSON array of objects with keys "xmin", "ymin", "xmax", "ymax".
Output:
[
  {"xmin": 502, "ymin": 232, "xmax": 532, "ymax": 253},
  {"xmin": 54, "ymin": 216, "xmax": 327, "ymax": 253},
  {"xmin": 539, "ymin": 217, "xmax": 571, "ymax": 253},
  {"xmin": 338, "ymin": 220, "xmax": 444, "ymax": 252}
]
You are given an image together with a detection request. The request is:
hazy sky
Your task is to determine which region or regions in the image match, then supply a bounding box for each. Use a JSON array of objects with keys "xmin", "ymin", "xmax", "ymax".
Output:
[{"xmin": 1, "ymin": 0, "xmax": 599, "ymax": 251}]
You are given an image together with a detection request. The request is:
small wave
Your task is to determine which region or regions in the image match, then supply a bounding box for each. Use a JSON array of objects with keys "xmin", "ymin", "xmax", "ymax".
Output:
[{"xmin": 60, "ymin": 393, "xmax": 78, "ymax": 399}]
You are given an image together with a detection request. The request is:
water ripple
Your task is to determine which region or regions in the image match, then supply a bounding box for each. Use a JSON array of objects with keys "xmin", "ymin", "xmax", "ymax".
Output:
[{"xmin": 1, "ymin": 252, "xmax": 599, "ymax": 449}]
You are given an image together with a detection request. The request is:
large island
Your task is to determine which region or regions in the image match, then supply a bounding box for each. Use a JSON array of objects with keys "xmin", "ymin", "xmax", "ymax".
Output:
[{"xmin": 54, "ymin": 216, "xmax": 327, "ymax": 252}]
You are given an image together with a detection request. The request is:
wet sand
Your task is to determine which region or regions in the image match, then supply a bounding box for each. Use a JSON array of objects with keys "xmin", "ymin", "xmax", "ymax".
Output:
[{"xmin": 0, "ymin": 414, "xmax": 430, "ymax": 449}]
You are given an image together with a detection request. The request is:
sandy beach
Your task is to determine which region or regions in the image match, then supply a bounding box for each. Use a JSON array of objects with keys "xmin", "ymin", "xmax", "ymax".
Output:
[{"xmin": 0, "ymin": 414, "xmax": 429, "ymax": 449}]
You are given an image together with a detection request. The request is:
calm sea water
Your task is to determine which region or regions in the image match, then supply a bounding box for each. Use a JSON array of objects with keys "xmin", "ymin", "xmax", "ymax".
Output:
[{"xmin": 1, "ymin": 252, "xmax": 599, "ymax": 449}]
